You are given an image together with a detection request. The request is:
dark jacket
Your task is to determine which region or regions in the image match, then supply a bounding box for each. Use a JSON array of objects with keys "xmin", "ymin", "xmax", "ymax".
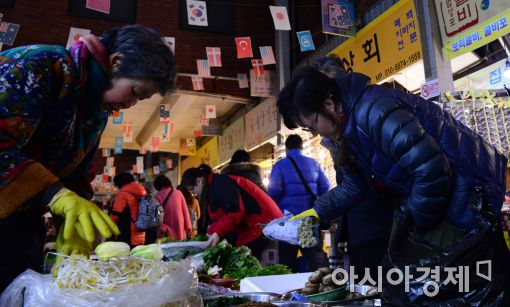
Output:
[
  {"xmin": 220, "ymin": 162, "xmax": 266, "ymax": 191},
  {"xmin": 314, "ymin": 73, "xmax": 506, "ymax": 230},
  {"xmin": 268, "ymin": 149, "xmax": 330, "ymax": 215},
  {"xmin": 205, "ymin": 174, "xmax": 283, "ymax": 246},
  {"xmin": 322, "ymin": 138, "xmax": 393, "ymax": 250}
]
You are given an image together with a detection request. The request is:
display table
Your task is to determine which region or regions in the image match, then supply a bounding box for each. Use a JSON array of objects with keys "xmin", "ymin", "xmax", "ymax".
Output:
[{"xmin": 240, "ymin": 272, "xmax": 312, "ymax": 294}]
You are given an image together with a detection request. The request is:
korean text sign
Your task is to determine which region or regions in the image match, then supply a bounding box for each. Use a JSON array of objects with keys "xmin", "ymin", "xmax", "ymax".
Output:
[
  {"xmin": 442, "ymin": 8, "xmax": 510, "ymax": 59},
  {"xmin": 434, "ymin": 0, "xmax": 508, "ymax": 44},
  {"xmin": 245, "ymin": 98, "xmax": 278, "ymax": 151},
  {"xmin": 329, "ymin": 0, "xmax": 422, "ymax": 83},
  {"xmin": 218, "ymin": 116, "xmax": 245, "ymax": 164}
]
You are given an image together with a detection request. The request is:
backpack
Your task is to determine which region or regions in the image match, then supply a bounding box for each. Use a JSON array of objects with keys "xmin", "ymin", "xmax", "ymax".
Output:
[{"xmin": 134, "ymin": 195, "xmax": 164, "ymax": 231}]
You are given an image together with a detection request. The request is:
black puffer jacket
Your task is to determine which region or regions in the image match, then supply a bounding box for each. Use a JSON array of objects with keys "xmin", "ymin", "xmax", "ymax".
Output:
[
  {"xmin": 220, "ymin": 162, "xmax": 266, "ymax": 192},
  {"xmin": 314, "ymin": 73, "xmax": 506, "ymax": 230}
]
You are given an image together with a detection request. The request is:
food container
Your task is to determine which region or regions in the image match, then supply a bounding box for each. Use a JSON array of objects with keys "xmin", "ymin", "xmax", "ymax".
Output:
[
  {"xmin": 203, "ymin": 292, "xmax": 282, "ymax": 304},
  {"xmin": 306, "ymin": 286, "xmax": 346, "ymax": 302},
  {"xmin": 272, "ymin": 302, "xmax": 325, "ymax": 307}
]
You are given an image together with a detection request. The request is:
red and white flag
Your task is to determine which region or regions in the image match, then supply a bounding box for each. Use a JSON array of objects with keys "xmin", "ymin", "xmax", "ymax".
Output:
[
  {"xmin": 191, "ymin": 76, "xmax": 204, "ymax": 91},
  {"xmin": 269, "ymin": 6, "xmax": 291, "ymax": 30},
  {"xmin": 251, "ymin": 59, "xmax": 265, "ymax": 76},
  {"xmin": 151, "ymin": 137, "xmax": 160, "ymax": 153},
  {"xmin": 206, "ymin": 47, "xmax": 222, "ymax": 67},
  {"xmin": 197, "ymin": 59, "xmax": 211, "ymax": 77},
  {"xmin": 259, "ymin": 46, "xmax": 276, "ymax": 65},
  {"xmin": 86, "ymin": 0, "xmax": 111, "ymax": 14},
  {"xmin": 205, "ymin": 104, "xmax": 216, "ymax": 119},
  {"xmin": 235, "ymin": 37, "xmax": 253, "ymax": 59},
  {"xmin": 122, "ymin": 121, "xmax": 133, "ymax": 143},
  {"xmin": 200, "ymin": 114, "xmax": 210, "ymax": 126},
  {"xmin": 237, "ymin": 73, "xmax": 249, "ymax": 88}
]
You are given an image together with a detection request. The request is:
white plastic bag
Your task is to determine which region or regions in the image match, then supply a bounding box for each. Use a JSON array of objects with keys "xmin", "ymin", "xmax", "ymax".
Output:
[
  {"xmin": 262, "ymin": 211, "xmax": 319, "ymax": 247},
  {"xmin": 0, "ymin": 259, "xmax": 201, "ymax": 307}
]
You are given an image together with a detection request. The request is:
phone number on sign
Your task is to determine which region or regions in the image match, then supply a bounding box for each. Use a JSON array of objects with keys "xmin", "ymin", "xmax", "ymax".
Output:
[{"xmin": 375, "ymin": 51, "xmax": 421, "ymax": 81}]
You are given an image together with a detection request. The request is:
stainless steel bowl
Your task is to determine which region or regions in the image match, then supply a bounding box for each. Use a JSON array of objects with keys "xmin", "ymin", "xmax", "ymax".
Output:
[
  {"xmin": 272, "ymin": 302, "xmax": 325, "ymax": 307},
  {"xmin": 203, "ymin": 292, "xmax": 282, "ymax": 303}
]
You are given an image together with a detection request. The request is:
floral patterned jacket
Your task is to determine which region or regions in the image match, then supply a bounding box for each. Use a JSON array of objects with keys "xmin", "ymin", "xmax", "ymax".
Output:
[{"xmin": 0, "ymin": 44, "xmax": 109, "ymax": 219}]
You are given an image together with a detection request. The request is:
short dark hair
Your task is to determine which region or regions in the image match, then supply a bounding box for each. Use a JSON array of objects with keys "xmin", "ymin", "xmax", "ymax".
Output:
[
  {"xmin": 153, "ymin": 175, "xmax": 172, "ymax": 191},
  {"xmin": 113, "ymin": 172, "xmax": 135, "ymax": 188},
  {"xmin": 230, "ymin": 149, "xmax": 250, "ymax": 164},
  {"xmin": 285, "ymin": 134, "xmax": 303, "ymax": 150},
  {"xmin": 277, "ymin": 67, "xmax": 339, "ymax": 129},
  {"xmin": 311, "ymin": 55, "xmax": 346, "ymax": 77},
  {"xmin": 101, "ymin": 24, "xmax": 177, "ymax": 95},
  {"xmin": 181, "ymin": 164, "xmax": 212, "ymax": 188}
]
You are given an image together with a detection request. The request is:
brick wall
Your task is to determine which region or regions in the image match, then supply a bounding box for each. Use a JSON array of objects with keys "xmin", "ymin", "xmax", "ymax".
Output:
[{"xmin": 1, "ymin": 0, "xmax": 275, "ymax": 98}]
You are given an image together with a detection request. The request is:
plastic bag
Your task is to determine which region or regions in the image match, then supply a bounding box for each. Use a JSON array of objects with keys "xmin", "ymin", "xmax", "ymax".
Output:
[
  {"xmin": 160, "ymin": 241, "xmax": 209, "ymax": 261},
  {"xmin": 263, "ymin": 211, "xmax": 319, "ymax": 247},
  {"xmin": 0, "ymin": 259, "xmax": 202, "ymax": 307},
  {"xmin": 382, "ymin": 192, "xmax": 510, "ymax": 306}
]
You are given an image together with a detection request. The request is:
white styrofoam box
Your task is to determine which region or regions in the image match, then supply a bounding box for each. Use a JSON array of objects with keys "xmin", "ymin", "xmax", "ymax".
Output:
[{"xmin": 240, "ymin": 272, "xmax": 312, "ymax": 294}]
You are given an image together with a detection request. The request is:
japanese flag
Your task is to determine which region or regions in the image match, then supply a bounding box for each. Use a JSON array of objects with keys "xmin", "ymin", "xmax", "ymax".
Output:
[
  {"xmin": 235, "ymin": 37, "xmax": 253, "ymax": 59},
  {"xmin": 186, "ymin": 0, "xmax": 208, "ymax": 26},
  {"xmin": 205, "ymin": 105, "xmax": 216, "ymax": 119},
  {"xmin": 269, "ymin": 6, "xmax": 291, "ymax": 30}
]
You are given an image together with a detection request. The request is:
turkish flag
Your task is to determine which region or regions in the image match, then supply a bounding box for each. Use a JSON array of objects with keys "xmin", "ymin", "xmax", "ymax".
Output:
[{"xmin": 235, "ymin": 37, "xmax": 253, "ymax": 59}]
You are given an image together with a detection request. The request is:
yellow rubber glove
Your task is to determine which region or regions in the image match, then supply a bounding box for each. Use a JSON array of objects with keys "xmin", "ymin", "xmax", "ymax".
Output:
[
  {"xmin": 50, "ymin": 188, "xmax": 120, "ymax": 243},
  {"xmin": 55, "ymin": 223, "xmax": 92, "ymax": 256},
  {"xmin": 289, "ymin": 208, "xmax": 320, "ymax": 221}
]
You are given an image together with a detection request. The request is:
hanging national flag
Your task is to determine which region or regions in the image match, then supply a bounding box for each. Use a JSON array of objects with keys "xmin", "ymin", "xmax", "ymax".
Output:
[
  {"xmin": 0, "ymin": 22, "xmax": 19, "ymax": 46},
  {"xmin": 153, "ymin": 165, "xmax": 160, "ymax": 175},
  {"xmin": 194, "ymin": 130, "xmax": 202, "ymax": 137},
  {"xmin": 297, "ymin": 31, "xmax": 315, "ymax": 52},
  {"xmin": 191, "ymin": 76, "xmax": 204, "ymax": 91},
  {"xmin": 86, "ymin": 0, "xmax": 111, "ymax": 14},
  {"xmin": 136, "ymin": 156, "xmax": 144, "ymax": 174},
  {"xmin": 163, "ymin": 37, "xmax": 175, "ymax": 53},
  {"xmin": 122, "ymin": 121, "xmax": 133, "ymax": 143},
  {"xmin": 259, "ymin": 46, "xmax": 276, "ymax": 65},
  {"xmin": 206, "ymin": 47, "xmax": 222, "ymax": 67},
  {"xmin": 200, "ymin": 114, "xmax": 210, "ymax": 126},
  {"xmin": 166, "ymin": 159, "xmax": 173, "ymax": 169},
  {"xmin": 160, "ymin": 104, "xmax": 170, "ymax": 124},
  {"xmin": 139, "ymin": 148, "xmax": 147, "ymax": 155},
  {"xmin": 66, "ymin": 27, "xmax": 90, "ymax": 49},
  {"xmin": 112, "ymin": 111, "xmax": 123, "ymax": 124},
  {"xmin": 269, "ymin": 6, "xmax": 291, "ymax": 30},
  {"xmin": 102, "ymin": 148, "xmax": 111, "ymax": 157},
  {"xmin": 237, "ymin": 73, "xmax": 249, "ymax": 88},
  {"xmin": 186, "ymin": 0, "xmax": 208, "ymax": 26},
  {"xmin": 251, "ymin": 59, "xmax": 265, "ymax": 76},
  {"xmin": 114, "ymin": 137, "xmax": 123, "ymax": 154},
  {"xmin": 235, "ymin": 37, "xmax": 253, "ymax": 59},
  {"xmin": 197, "ymin": 59, "xmax": 211, "ymax": 77},
  {"xmin": 205, "ymin": 105, "xmax": 216, "ymax": 119},
  {"xmin": 106, "ymin": 157, "xmax": 115, "ymax": 168},
  {"xmin": 151, "ymin": 137, "xmax": 160, "ymax": 153},
  {"xmin": 161, "ymin": 123, "xmax": 170, "ymax": 142}
]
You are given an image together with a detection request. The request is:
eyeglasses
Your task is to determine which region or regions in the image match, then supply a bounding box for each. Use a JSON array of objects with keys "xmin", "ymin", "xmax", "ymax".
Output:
[{"xmin": 301, "ymin": 112, "xmax": 319, "ymax": 132}]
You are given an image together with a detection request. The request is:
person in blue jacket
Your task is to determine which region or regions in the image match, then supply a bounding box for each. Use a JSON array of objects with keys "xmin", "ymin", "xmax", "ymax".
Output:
[
  {"xmin": 268, "ymin": 134, "xmax": 330, "ymax": 271},
  {"xmin": 312, "ymin": 56, "xmax": 394, "ymax": 279},
  {"xmin": 278, "ymin": 62, "xmax": 507, "ymax": 249}
]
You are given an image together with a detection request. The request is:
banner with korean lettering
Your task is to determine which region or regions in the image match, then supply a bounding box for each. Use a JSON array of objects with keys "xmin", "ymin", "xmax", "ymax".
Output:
[
  {"xmin": 434, "ymin": 0, "xmax": 508, "ymax": 45},
  {"xmin": 181, "ymin": 137, "xmax": 218, "ymax": 171},
  {"xmin": 245, "ymin": 98, "xmax": 278, "ymax": 151},
  {"xmin": 329, "ymin": 0, "xmax": 422, "ymax": 83},
  {"xmin": 250, "ymin": 70, "xmax": 277, "ymax": 97},
  {"xmin": 443, "ymin": 8, "xmax": 510, "ymax": 59},
  {"xmin": 218, "ymin": 117, "xmax": 245, "ymax": 164}
]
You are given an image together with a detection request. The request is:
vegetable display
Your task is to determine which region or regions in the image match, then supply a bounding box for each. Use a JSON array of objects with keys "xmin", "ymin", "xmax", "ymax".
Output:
[
  {"xmin": 202, "ymin": 240, "xmax": 291, "ymax": 282},
  {"xmin": 53, "ymin": 256, "xmax": 180, "ymax": 292}
]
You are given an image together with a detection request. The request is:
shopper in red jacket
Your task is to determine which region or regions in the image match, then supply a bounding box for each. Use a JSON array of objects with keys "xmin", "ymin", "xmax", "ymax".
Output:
[
  {"xmin": 181, "ymin": 164, "xmax": 283, "ymax": 259},
  {"xmin": 110, "ymin": 173, "xmax": 146, "ymax": 247}
]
